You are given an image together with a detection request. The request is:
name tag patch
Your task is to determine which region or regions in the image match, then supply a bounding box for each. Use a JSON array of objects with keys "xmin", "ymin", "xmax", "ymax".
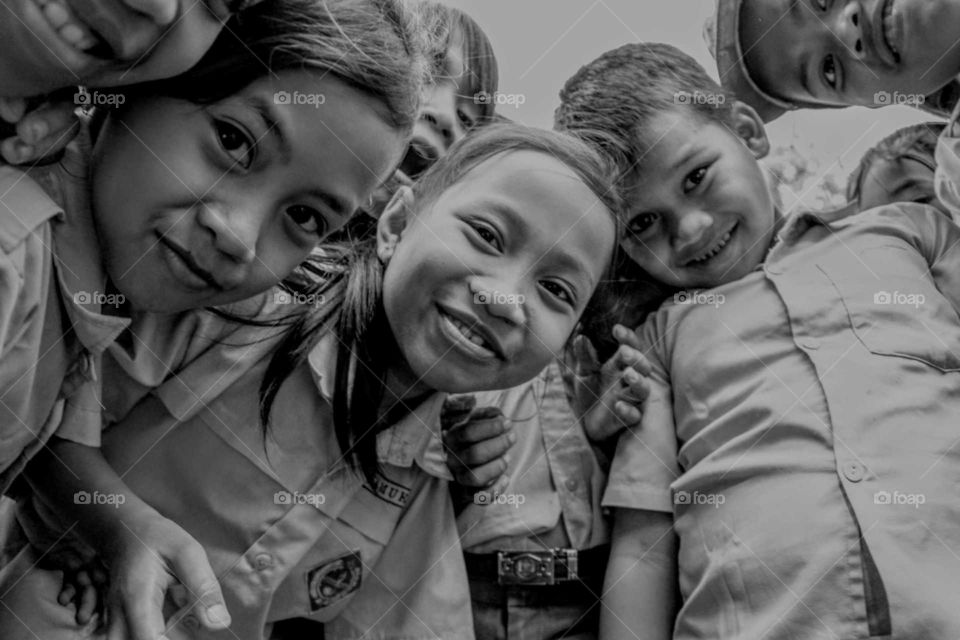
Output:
[
  {"xmin": 306, "ymin": 551, "xmax": 363, "ymax": 611},
  {"xmin": 366, "ymin": 472, "xmax": 410, "ymax": 507}
]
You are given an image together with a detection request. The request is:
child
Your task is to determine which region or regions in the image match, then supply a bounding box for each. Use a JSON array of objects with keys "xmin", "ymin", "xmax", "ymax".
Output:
[
  {"xmin": 0, "ymin": 1, "xmax": 427, "ymax": 636},
  {"xmin": 0, "ymin": 0, "xmax": 272, "ymax": 162},
  {"xmin": 559, "ymin": 42, "xmax": 960, "ymax": 639},
  {"xmin": 0, "ymin": 122, "xmax": 623, "ymax": 639},
  {"xmin": 847, "ymin": 122, "xmax": 952, "ymax": 218},
  {"xmin": 706, "ymin": 0, "xmax": 960, "ymax": 121}
]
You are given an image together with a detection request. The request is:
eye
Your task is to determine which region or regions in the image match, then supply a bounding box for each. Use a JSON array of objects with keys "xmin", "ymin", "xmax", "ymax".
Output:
[
  {"xmin": 286, "ymin": 205, "xmax": 328, "ymax": 238},
  {"xmin": 457, "ymin": 108, "xmax": 476, "ymax": 130},
  {"xmin": 628, "ymin": 211, "xmax": 660, "ymax": 236},
  {"xmin": 683, "ymin": 166, "xmax": 708, "ymax": 192},
  {"xmin": 540, "ymin": 280, "xmax": 575, "ymax": 307},
  {"xmin": 215, "ymin": 120, "xmax": 254, "ymax": 169},
  {"xmin": 822, "ymin": 54, "xmax": 838, "ymax": 89},
  {"xmin": 468, "ymin": 220, "xmax": 503, "ymax": 250}
]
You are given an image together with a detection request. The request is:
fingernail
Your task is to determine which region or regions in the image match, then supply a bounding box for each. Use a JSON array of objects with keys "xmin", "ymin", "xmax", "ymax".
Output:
[
  {"xmin": 12, "ymin": 141, "xmax": 32, "ymax": 162},
  {"xmin": 27, "ymin": 121, "xmax": 47, "ymax": 143},
  {"xmin": 205, "ymin": 604, "xmax": 231, "ymax": 627}
]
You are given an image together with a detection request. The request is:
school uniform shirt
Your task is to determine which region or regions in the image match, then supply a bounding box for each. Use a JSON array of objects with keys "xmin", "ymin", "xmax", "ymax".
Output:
[
  {"xmin": 457, "ymin": 361, "xmax": 609, "ymax": 553},
  {"xmin": 604, "ymin": 204, "xmax": 960, "ymax": 639},
  {"xmin": 96, "ymin": 330, "xmax": 472, "ymax": 640},
  {"xmin": 934, "ymin": 98, "xmax": 960, "ymax": 226},
  {"xmin": 0, "ymin": 165, "xmax": 129, "ymax": 493}
]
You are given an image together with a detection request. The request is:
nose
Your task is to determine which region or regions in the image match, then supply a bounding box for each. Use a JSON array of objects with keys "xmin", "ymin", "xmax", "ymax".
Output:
[
  {"xmin": 122, "ymin": 0, "xmax": 178, "ymax": 25},
  {"xmin": 470, "ymin": 278, "xmax": 526, "ymax": 327},
  {"xmin": 196, "ymin": 203, "xmax": 258, "ymax": 265},
  {"xmin": 672, "ymin": 210, "xmax": 715, "ymax": 257},
  {"xmin": 836, "ymin": 2, "xmax": 865, "ymax": 58},
  {"xmin": 420, "ymin": 84, "xmax": 465, "ymax": 150}
]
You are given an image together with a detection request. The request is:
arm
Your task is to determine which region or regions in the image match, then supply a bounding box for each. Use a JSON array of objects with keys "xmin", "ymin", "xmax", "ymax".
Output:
[
  {"xmin": 600, "ymin": 508, "xmax": 678, "ymax": 640},
  {"xmin": 24, "ymin": 431, "xmax": 231, "ymax": 640}
]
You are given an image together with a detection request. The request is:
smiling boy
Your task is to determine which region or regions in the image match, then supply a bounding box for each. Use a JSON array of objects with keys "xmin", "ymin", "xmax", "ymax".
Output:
[{"xmin": 707, "ymin": 0, "xmax": 960, "ymax": 121}]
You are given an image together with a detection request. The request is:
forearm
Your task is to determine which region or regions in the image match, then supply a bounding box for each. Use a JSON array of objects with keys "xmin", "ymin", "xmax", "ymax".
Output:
[
  {"xmin": 600, "ymin": 508, "xmax": 677, "ymax": 640},
  {"xmin": 24, "ymin": 436, "xmax": 161, "ymax": 555}
]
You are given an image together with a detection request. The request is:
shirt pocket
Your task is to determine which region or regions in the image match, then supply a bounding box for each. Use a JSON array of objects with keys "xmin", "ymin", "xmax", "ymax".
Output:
[{"xmin": 818, "ymin": 244, "xmax": 960, "ymax": 372}]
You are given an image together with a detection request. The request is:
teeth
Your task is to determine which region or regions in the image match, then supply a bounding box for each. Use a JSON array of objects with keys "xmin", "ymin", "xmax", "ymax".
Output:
[
  {"xmin": 690, "ymin": 231, "xmax": 731, "ymax": 265},
  {"xmin": 35, "ymin": 0, "xmax": 100, "ymax": 53},
  {"xmin": 446, "ymin": 313, "xmax": 493, "ymax": 352}
]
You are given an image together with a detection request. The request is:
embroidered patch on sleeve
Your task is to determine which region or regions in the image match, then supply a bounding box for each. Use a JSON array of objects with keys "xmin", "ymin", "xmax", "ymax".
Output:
[
  {"xmin": 306, "ymin": 551, "xmax": 363, "ymax": 611},
  {"xmin": 365, "ymin": 472, "xmax": 410, "ymax": 507}
]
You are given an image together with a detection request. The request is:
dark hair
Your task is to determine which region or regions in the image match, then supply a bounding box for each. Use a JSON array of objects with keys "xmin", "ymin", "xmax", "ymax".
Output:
[
  {"xmin": 126, "ymin": 0, "xmax": 431, "ymax": 131},
  {"xmin": 260, "ymin": 123, "xmax": 622, "ymax": 485},
  {"xmin": 847, "ymin": 122, "xmax": 946, "ymax": 203},
  {"xmin": 555, "ymin": 42, "xmax": 737, "ymax": 192}
]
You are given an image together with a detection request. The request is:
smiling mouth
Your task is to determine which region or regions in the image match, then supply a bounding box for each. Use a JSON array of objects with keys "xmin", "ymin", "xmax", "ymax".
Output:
[
  {"xmin": 685, "ymin": 226, "xmax": 735, "ymax": 267},
  {"xmin": 879, "ymin": 0, "xmax": 902, "ymax": 64},
  {"xmin": 437, "ymin": 307, "xmax": 502, "ymax": 361},
  {"xmin": 31, "ymin": 0, "xmax": 114, "ymax": 58}
]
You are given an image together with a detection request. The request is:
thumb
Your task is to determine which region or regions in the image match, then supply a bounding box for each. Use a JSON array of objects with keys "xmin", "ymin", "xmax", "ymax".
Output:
[{"xmin": 169, "ymin": 545, "xmax": 231, "ymax": 630}]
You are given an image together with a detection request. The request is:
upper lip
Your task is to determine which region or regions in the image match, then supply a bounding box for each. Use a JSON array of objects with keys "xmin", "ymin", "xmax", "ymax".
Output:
[
  {"xmin": 159, "ymin": 236, "xmax": 225, "ymax": 290},
  {"xmin": 679, "ymin": 225, "xmax": 735, "ymax": 267},
  {"xmin": 868, "ymin": 0, "xmax": 899, "ymax": 68},
  {"xmin": 438, "ymin": 303, "xmax": 507, "ymax": 360}
]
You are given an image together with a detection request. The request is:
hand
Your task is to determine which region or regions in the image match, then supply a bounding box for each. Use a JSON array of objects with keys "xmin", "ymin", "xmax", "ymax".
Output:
[
  {"xmin": 102, "ymin": 513, "xmax": 230, "ymax": 640},
  {"xmin": 441, "ymin": 395, "xmax": 514, "ymax": 495},
  {"xmin": 571, "ymin": 324, "xmax": 651, "ymax": 442},
  {"xmin": 0, "ymin": 93, "xmax": 81, "ymax": 165},
  {"xmin": 57, "ymin": 562, "xmax": 108, "ymax": 627}
]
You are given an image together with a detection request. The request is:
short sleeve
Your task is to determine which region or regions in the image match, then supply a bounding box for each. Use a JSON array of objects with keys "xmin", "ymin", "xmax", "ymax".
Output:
[
  {"xmin": 602, "ymin": 313, "xmax": 680, "ymax": 513},
  {"xmin": 324, "ymin": 475, "xmax": 473, "ymax": 640}
]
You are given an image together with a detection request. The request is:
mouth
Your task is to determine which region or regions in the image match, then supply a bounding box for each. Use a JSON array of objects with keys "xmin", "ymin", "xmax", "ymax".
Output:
[
  {"xmin": 399, "ymin": 139, "xmax": 440, "ymax": 180},
  {"xmin": 29, "ymin": 0, "xmax": 115, "ymax": 59},
  {"xmin": 682, "ymin": 224, "xmax": 736, "ymax": 268},
  {"xmin": 437, "ymin": 305, "xmax": 505, "ymax": 362},
  {"xmin": 874, "ymin": 0, "xmax": 902, "ymax": 66},
  {"xmin": 158, "ymin": 235, "xmax": 224, "ymax": 291}
]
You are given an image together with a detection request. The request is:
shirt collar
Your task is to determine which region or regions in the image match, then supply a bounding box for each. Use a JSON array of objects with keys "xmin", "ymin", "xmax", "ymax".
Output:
[
  {"xmin": 307, "ymin": 332, "xmax": 449, "ymax": 478},
  {"xmin": 45, "ymin": 165, "xmax": 130, "ymax": 354},
  {"xmin": 772, "ymin": 201, "xmax": 860, "ymax": 248}
]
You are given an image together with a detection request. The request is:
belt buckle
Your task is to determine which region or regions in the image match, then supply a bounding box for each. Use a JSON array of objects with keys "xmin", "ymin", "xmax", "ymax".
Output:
[{"xmin": 496, "ymin": 549, "xmax": 579, "ymax": 586}]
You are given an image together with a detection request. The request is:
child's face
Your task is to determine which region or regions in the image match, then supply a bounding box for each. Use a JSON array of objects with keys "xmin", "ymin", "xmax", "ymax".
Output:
[
  {"xmin": 399, "ymin": 33, "xmax": 482, "ymax": 179},
  {"xmin": 620, "ymin": 107, "xmax": 776, "ymax": 290},
  {"xmin": 91, "ymin": 69, "xmax": 406, "ymax": 313},
  {"xmin": 740, "ymin": 0, "xmax": 960, "ymax": 108},
  {"xmin": 380, "ymin": 150, "xmax": 616, "ymax": 394},
  {"xmin": 0, "ymin": 0, "xmax": 243, "ymax": 97},
  {"xmin": 858, "ymin": 155, "xmax": 950, "ymax": 217}
]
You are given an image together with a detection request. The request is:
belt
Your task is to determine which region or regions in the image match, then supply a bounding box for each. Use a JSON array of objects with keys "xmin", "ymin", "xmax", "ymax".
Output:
[{"xmin": 464, "ymin": 544, "xmax": 609, "ymax": 586}]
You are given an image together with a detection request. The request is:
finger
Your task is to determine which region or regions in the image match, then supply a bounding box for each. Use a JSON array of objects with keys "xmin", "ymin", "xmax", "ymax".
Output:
[
  {"xmin": 0, "ymin": 137, "xmax": 34, "ymax": 164},
  {"xmin": 77, "ymin": 579, "xmax": 99, "ymax": 625},
  {"xmin": 455, "ymin": 430, "xmax": 514, "ymax": 468},
  {"xmin": 457, "ymin": 454, "xmax": 511, "ymax": 488},
  {"xmin": 106, "ymin": 596, "xmax": 131, "ymax": 640},
  {"xmin": 444, "ymin": 414, "xmax": 508, "ymax": 449},
  {"xmin": 169, "ymin": 543, "xmax": 231, "ymax": 630},
  {"xmin": 58, "ymin": 581, "xmax": 76, "ymax": 606},
  {"xmin": 0, "ymin": 97, "xmax": 27, "ymax": 123},
  {"xmin": 19, "ymin": 117, "xmax": 80, "ymax": 162},
  {"xmin": 573, "ymin": 334, "xmax": 601, "ymax": 376},
  {"xmin": 619, "ymin": 369, "xmax": 651, "ymax": 403},
  {"xmin": 614, "ymin": 400, "xmax": 642, "ymax": 426}
]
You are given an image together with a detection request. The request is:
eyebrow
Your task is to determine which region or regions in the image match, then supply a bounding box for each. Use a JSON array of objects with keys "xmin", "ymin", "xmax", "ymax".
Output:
[{"xmin": 670, "ymin": 146, "xmax": 700, "ymax": 171}]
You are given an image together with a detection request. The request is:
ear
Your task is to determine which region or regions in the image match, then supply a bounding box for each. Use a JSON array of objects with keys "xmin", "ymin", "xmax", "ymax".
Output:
[
  {"xmin": 730, "ymin": 100, "xmax": 770, "ymax": 159},
  {"xmin": 377, "ymin": 186, "xmax": 415, "ymax": 263}
]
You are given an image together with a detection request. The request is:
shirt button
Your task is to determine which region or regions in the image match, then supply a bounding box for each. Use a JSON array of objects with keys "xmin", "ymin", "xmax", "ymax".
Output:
[
  {"xmin": 254, "ymin": 553, "xmax": 274, "ymax": 570},
  {"xmin": 565, "ymin": 478, "xmax": 579, "ymax": 492},
  {"xmin": 842, "ymin": 461, "xmax": 866, "ymax": 482}
]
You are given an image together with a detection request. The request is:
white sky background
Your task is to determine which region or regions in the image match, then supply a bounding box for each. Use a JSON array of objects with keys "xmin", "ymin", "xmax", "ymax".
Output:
[{"xmin": 444, "ymin": 0, "xmax": 930, "ymax": 210}]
